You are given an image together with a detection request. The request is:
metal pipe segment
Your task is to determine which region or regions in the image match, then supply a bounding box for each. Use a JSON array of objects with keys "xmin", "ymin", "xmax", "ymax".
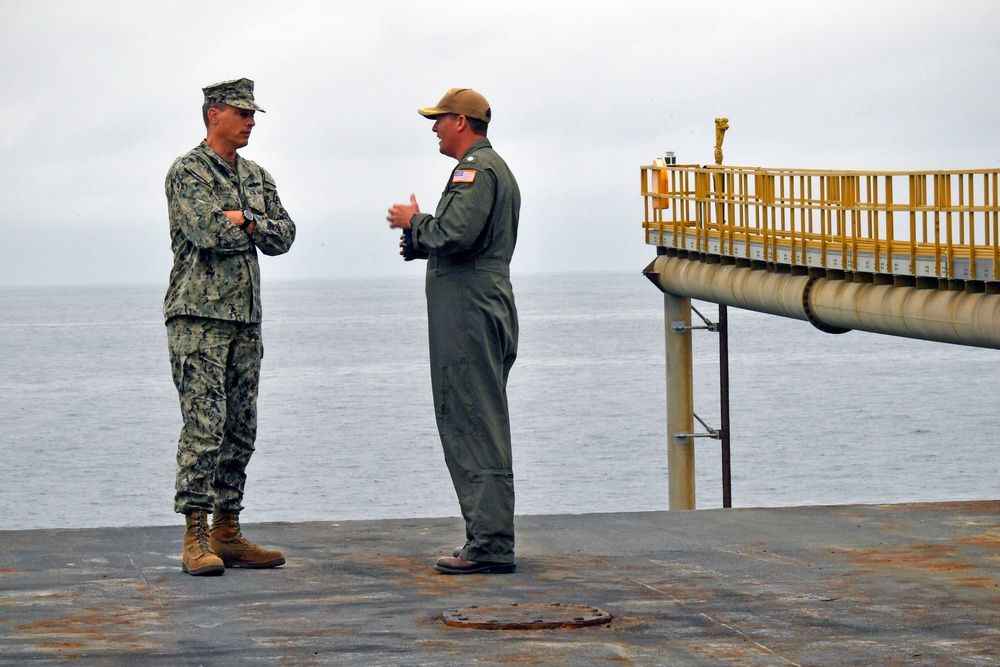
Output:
[{"xmin": 645, "ymin": 255, "xmax": 1000, "ymax": 350}]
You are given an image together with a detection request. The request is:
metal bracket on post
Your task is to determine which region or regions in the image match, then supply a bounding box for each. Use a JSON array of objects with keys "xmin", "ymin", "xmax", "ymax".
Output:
[
  {"xmin": 670, "ymin": 306, "xmax": 718, "ymax": 333},
  {"xmin": 673, "ymin": 412, "xmax": 721, "ymax": 445},
  {"xmin": 671, "ymin": 304, "xmax": 733, "ymax": 508},
  {"xmin": 671, "ymin": 307, "xmax": 724, "ymax": 444}
]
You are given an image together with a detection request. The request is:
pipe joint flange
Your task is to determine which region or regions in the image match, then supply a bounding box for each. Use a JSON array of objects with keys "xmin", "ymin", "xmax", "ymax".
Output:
[{"xmin": 803, "ymin": 277, "xmax": 852, "ymax": 335}]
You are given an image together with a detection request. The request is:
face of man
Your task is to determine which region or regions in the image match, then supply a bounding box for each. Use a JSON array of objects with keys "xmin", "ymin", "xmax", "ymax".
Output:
[
  {"xmin": 209, "ymin": 105, "xmax": 256, "ymax": 153},
  {"xmin": 431, "ymin": 113, "xmax": 462, "ymax": 159}
]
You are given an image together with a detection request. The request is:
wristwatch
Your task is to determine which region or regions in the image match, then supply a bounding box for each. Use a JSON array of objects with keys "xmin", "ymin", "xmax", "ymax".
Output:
[{"xmin": 241, "ymin": 209, "xmax": 256, "ymax": 233}]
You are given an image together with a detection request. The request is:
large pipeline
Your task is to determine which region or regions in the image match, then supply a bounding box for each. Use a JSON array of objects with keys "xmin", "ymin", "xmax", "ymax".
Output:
[{"xmin": 644, "ymin": 255, "xmax": 1000, "ymax": 350}]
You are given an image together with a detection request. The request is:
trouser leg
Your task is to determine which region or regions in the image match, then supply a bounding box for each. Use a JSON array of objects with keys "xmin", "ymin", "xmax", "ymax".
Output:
[
  {"xmin": 441, "ymin": 449, "xmax": 515, "ymax": 562},
  {"xmin": 214, "ymin": 324, "xmax": 262, "ymax": 513},
  {"xmin": 168, "ymin": 317, "xmax": 261, "ymax": 515},
  {"xmin": 428, "ymin": 275, "xmax": 518, "ymax": 563},
  {"xmin": 436, "ymin": 360, "xmax": 516, "ymax": 563}
]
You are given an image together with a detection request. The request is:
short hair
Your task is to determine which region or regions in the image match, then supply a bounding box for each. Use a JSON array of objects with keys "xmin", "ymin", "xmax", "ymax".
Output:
[
  {"xmin": 467, "ymin": 116, "xmax": 489, "ymax": 137},
  {"xmin": 202, "ymin": 102, "xmax": 228, "ymax": 128}
]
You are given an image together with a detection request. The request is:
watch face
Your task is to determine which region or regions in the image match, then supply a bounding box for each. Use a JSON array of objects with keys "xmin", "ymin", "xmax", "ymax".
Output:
[{"xmin": 242, "ymin": 209, "xmax": 254, "ymax": 222}]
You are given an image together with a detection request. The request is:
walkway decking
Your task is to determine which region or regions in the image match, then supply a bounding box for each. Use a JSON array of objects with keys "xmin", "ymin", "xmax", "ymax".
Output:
[{"xmin": 2, "ymin": 501, "xmax": 999, "ymax": 665}]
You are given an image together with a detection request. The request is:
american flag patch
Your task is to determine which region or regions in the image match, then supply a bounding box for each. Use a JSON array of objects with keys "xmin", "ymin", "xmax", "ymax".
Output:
[{"xmin": 452, "ymin": 169, "xmax": 477, "ymax": 183}]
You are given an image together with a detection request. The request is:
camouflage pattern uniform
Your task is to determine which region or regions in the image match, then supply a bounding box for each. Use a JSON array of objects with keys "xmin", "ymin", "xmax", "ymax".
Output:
[
  {"xmin": 164, "ymin": 140, "xmax": 295, "ymax": 515},
  {"xmin": 409, "ymin": 137, "xmax": 520, "ymax": 564}
]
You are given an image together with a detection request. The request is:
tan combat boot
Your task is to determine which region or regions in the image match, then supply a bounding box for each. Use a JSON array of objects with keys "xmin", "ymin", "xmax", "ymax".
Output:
[
  {"xmin": 210, "ymin": 511, "xmax": 286, "ymax": 569},
  {"xmin": 182, "ymin": 510, "xmax": 224, "ymax": 576}
]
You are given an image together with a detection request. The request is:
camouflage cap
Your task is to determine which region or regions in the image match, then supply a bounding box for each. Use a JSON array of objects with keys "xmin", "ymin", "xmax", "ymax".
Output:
[
  {"xmin": 202, "ymin": 78, "xmax": 266, "ymax": 112},
  {"xmin": 418, "ymin": 88, "xmax": 491, "ymax": 123}
]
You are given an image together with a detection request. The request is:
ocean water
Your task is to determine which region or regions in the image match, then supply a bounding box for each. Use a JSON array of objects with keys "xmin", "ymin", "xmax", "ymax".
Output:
[{"xmin": 0, "ymin": 272, "xmax": 997, "ymax": 531}]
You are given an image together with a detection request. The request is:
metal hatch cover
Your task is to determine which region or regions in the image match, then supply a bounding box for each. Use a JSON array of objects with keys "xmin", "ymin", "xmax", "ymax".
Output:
[{"xmin": 440, "ymin": 603, "xmax": 613, "ymax": 630}]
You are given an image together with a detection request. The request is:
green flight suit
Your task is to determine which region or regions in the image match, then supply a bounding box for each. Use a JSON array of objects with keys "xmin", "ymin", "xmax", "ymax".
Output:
[{"xmin": 409, "ymin": 138, "xmax": 520, "ymax": 564}]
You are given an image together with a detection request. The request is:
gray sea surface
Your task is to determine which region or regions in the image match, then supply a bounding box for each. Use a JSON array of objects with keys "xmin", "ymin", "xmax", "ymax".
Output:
[{"xmin": 1, "ymin": 272, "xmax": 997, "ymax": 530}]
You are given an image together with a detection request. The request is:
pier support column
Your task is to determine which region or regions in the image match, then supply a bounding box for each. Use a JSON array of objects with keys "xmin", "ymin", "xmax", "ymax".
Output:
[{"xmin": 664, "ymin": 291, "xmax": 696, "ymax": 510}]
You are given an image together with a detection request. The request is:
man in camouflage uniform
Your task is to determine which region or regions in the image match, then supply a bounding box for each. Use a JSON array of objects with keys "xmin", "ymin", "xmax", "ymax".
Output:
[
  {"xmin": 387, "ymin": 88, "xmax": 520, "ymax": 574},
  {"xmin": 164, "ymin": 78, "xmax": 295, "ymax": 576}
]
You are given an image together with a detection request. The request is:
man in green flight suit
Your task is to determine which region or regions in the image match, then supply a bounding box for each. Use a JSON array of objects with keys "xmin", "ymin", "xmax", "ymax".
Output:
[
  {"xmin": 387, "ymin": 88, "xmax": 520, "ymax": 574},
  {"xmin": 164, "ymin": 78, "xmax": 295, "ymax": 576}
]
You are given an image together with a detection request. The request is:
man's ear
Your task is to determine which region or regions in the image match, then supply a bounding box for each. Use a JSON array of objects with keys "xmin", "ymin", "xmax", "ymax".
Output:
[{"xmin": 206, "ymin": 106, "xmax": 220, "ymax": 125}]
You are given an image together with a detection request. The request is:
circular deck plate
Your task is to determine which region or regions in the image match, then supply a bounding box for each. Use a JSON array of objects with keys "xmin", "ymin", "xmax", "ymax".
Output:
[{"xmin": 440, "ymin": 603, "xmax": 613, "ymax": 630}]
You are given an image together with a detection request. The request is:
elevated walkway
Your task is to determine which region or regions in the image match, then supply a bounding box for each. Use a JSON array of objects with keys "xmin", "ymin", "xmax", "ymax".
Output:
[
  {"xmin": 642, "ymin": 161, "xmax": 1000, "ymax": 348},
  {"xmin": 640, "ymin": 128, "xmax": 1000, "ymax": 510},
  {"xmin": 2, "ymin": 503, "xmax": 999, "ymax": 665},
  {"xmin": 643, "ymin": 162, "xmax": 1000, "ymax": 285}
]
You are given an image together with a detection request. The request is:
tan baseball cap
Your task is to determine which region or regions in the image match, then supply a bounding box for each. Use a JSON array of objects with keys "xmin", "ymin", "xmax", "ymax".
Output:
[
  {"xmin": 202, "ymin": 78, "xmax": 265, "ymax": 112},
  {"xmin": 418, "ymin": 88, "xmax": 491, "ymax": 123}
]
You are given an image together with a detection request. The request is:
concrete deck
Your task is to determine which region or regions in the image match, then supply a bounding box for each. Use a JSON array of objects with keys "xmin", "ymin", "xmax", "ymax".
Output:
[{"xmin": 1, "ymin": 501, "xmax": 999, "ymax": 666}]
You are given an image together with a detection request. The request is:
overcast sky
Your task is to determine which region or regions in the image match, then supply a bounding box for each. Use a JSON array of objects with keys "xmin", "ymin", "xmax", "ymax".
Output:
[{"xmin": 2, "ymin": 0, "xmax": 999, "ymax": 287}]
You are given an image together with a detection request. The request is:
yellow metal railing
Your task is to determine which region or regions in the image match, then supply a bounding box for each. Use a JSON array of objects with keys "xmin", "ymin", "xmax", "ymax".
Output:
[{"xmin": 642, "ymin": 164, "xmax": 1000, "ymax": 282}]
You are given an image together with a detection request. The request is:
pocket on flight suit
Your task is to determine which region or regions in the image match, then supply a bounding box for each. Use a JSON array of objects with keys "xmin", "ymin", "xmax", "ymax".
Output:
[{"xmin": 437, "ymin": 361, "xmax": 476, "ymax": 437}]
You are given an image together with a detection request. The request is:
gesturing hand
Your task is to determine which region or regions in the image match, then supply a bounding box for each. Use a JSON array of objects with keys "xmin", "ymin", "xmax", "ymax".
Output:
[{"xmin": 386, "ymin": 194, "xmax": 420, "ymax": 230}]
